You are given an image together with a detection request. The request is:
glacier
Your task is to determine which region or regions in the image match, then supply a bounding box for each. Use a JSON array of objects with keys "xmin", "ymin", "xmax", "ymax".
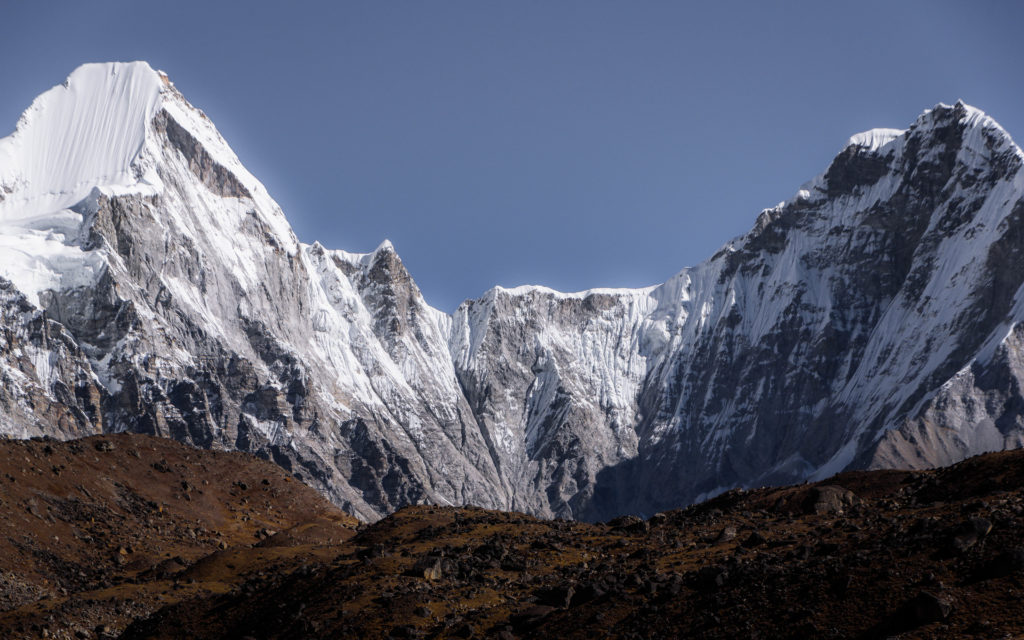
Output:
[{"xmin": 1, "ymin": 62, "xmax": 1023, "ymax": 521}]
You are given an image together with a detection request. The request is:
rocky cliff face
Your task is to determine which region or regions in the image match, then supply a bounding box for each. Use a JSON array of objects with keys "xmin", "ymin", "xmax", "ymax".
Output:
[
  {"xmin": 584, "ymin": 104, "xmax": 1024, "ymax": 518},
  {"xmin": 1, "ymin": 62, "xmax": 1023, "ymax": 520}
]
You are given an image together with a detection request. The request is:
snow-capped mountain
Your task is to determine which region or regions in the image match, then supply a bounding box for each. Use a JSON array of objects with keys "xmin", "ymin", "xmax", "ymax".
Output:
[{"xmin": 1, "ymin": 62, "xmax": 1022, "ymax": 521}]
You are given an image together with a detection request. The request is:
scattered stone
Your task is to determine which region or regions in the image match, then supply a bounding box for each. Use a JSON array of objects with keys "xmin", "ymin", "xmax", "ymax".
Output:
[
  {"xmin": 151, "ymin": 460, "xmax": 171, "ymax": 473},
  {"xmin": 742, "ymin": 531, "xmax": 768, "ymax": 548},
  {"xmin": 409, "ymin": 556, "xmax": 443, "ymax": 580},
  {"xmin": 607, "ymin": 515, "xmax": 650, "ymax": 534},
  {"xmin": 952, "ymin": 532, "xmax": 978, "ymax": 553},
  {"xmin": 570, "ymin": 582, "xmax": 607, "ymax": 606},
  {"xmin": 807, "ymin": 486, "xmax": 859, "ymax": 515},
  {"xmin": 907, "ymin": 591, "xmax": 953, "ymax": 626},
  {"xmin": 694, "ymin": 565, "xmax": 729, "ymax": 589},
  {"xmin": 534, "ymin": 585, "xmax": 574, "ymax": 608},
  {"xmin": 969, "ymin": 516, "xmax": 992, "ymax": 537},
  {"xmin": 511, "ymin": 604, "xmax": 555, "ymax": 631},
  {"xmin": 387, "ymin": 624, "xmax": 418, "ymax": 638}
]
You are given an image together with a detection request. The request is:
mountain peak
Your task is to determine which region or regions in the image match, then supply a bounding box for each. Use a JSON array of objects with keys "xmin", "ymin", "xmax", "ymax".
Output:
[
  {"xmin": 3, "ymin": 63, "xmax": 1024, "ymax": 527},
  {"xmin": 0, "ymin": 61, "xmax": 166, "ymax": 221},
  {"xmin": 914, "ymin": 101, "xmax": 1018, "ymax": 148},
  {"xmin": 63, "ymin": 60, "xmax": 163, "ymax": 87},
  {"xmin": 838, "ymin": 102, "xmax": 1018, "ymax": 157}
]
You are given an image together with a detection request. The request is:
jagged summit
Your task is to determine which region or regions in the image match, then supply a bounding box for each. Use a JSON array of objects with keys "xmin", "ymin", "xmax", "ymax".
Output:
[
  {"xmin": 839, "ymin": 101, "xmax": 1006, "ymax": 152},
  {"xmin": 2, "ymin": 62, "xmax": 1024, "ymax": 522},
  {"xmin": 769, "ymin": 100, "xmax": 1021, "ymax": 216}
]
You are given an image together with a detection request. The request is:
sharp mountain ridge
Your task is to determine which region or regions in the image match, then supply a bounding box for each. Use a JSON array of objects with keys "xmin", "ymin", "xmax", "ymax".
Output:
[{"xmin": 1, "ymin": 61, "xmax": 1023, "ymax": 521}]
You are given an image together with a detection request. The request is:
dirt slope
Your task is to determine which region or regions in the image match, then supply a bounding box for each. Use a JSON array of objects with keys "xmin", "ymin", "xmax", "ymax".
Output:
[
  {"xmin": 0, "ymin": 433, "xmax": 357, "ymax": 639},
  {"xmin": 124, "ymin": 450, "xmax": 1024, "ymax": 639},
  {"xmin": 2, "ymin": 434, "xmax": 1024, "ymax": 639}
]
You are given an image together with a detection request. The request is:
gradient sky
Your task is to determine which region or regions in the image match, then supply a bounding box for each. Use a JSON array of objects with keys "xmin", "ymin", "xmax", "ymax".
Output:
[{"xmin": 3, "ymin": 1, "xmax": 1023, "ymax": 311}]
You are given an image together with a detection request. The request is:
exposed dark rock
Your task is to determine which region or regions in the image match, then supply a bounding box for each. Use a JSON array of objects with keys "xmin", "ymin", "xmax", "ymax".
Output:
[
  {"xmin": 409, "ymin": 556, "xmax": 443, "ymax": 581},
  {"xmin": 906, "ymin": 591, "xmax": 954, "ymax": 626},
  {"xmin": 805, "ymin": 486, "xmax": 859, "ymax": 516},
  {"xmin": 741, "ymin": 531, "xmax": 767, "ymax": 548}
]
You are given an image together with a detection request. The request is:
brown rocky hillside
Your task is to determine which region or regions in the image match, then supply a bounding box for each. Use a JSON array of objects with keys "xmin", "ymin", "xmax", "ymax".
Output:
[
  {"xmin": 0, "ymin": 433, "xmax": 357, "ymax": 639},
  {"xmin": 1, "ymin": 434, "xmax": 1024, "ymax": 638}
]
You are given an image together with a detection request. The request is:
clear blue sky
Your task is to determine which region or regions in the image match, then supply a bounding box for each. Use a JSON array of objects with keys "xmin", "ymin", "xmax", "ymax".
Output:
[{"xmin": 4, "ymin": 1, "xmax": 1023, "ymax": 311}]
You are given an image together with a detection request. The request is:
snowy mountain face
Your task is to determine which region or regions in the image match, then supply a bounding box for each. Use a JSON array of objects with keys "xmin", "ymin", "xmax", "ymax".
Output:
[{"xmin": 2, "ymin": 63, "xmax": 1023, "ymax": 521}]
